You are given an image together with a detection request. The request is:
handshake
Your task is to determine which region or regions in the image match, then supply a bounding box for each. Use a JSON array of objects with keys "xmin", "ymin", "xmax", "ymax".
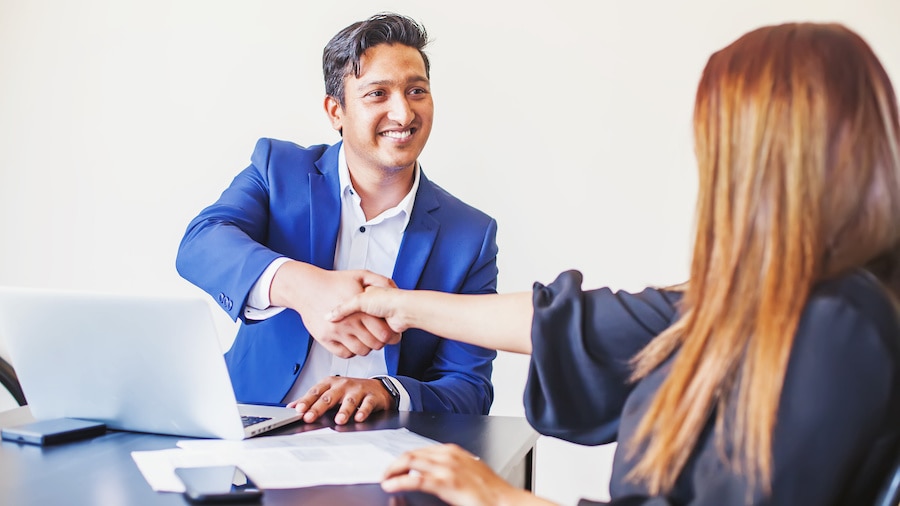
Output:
[{"xmin": 270, "ymin": 261, "xmax": 410, "ymax": 358}]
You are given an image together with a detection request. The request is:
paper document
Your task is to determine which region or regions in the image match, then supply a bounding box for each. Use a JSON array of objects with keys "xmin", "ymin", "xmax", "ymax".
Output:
[{"xmin": 131, "ymin": 427, "xmax": 439, "ymax": 492}]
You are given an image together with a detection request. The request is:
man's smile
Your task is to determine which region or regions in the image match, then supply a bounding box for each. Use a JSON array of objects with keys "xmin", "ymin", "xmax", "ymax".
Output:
[{"xmin": 380, "ymin": 129, "xmax": 415, "ymax": 140}]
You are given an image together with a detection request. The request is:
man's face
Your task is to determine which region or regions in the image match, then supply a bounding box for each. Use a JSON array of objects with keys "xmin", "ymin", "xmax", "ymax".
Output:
[{"xmin": 325, "ymin": 43, "xmax": 433, "ymax": 175}]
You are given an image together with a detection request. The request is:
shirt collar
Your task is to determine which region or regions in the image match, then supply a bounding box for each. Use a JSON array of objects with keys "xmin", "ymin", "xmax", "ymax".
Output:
[{"xmin": 337, "ymin": 144, "xmax": 420, "ymax": 227}]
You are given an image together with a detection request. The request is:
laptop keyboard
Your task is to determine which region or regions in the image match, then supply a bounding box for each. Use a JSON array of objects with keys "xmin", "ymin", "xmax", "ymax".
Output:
[{"xmin": 241, "ymin": 415, "xmax": 272, "ymax": 427}]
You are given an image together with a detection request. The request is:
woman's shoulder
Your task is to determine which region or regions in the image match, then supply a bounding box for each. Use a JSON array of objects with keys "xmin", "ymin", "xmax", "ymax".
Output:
[{"xmin": 805, "ymin": 269, "xmax": 899, "ymax": 352}]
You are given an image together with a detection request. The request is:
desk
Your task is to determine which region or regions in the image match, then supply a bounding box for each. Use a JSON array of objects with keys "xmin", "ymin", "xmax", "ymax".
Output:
[{"xmin": 0, "ymin": 406, "xmax": 538, "ymax": 505}]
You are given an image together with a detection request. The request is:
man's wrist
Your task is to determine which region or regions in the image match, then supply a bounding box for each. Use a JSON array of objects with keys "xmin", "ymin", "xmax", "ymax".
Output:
[{"xmin": 376, "ymin": 376, "xmax": 400, "ymax": 410}]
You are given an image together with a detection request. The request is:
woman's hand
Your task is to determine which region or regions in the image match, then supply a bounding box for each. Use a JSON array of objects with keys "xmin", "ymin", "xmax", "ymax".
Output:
[
  {"xmin": 381, "ymin": 444, "xmax": 549, "ymax": 506},
  {"xmin": 328, "ymin": 285, "xmax": 412, "ymax": 334}
]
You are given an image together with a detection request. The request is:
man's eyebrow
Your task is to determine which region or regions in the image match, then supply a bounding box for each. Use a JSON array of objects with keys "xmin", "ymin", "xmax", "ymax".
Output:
[{"xmin": 356, "ymin": 75, "xmax": 430, "ymax": 89}]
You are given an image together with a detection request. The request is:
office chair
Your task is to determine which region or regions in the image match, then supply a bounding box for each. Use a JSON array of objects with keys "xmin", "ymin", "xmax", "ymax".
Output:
[{"xmin": 0, "ymin": 356, "xmax": 26, "ymax": 407}]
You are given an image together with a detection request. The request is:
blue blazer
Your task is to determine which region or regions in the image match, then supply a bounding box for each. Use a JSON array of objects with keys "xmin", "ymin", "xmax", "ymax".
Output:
[{"xmin": 176, "ymin": 138, "xmax": 498, "ymax": 414}]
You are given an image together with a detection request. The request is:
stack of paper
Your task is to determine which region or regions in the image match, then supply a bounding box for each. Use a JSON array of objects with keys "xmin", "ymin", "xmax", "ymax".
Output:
[{"xmin": 131, "ymin": 427, "xmax": 439, "ymax": 492}]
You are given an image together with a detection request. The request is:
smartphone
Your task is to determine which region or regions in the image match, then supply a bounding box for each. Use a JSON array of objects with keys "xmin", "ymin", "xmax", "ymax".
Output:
[
  {"xmin": 1, "ymin": 418, "xmax": 106, "ymax": 445},
  {"xmin": 174, "ymin": 465, "xmax": 263, "ymax": 503}
]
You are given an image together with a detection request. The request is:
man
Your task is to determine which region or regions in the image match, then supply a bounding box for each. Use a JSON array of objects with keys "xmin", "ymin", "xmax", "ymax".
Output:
[{"xmin": 176, "ymin": 13, "xmax": 498, "ymax": 426}]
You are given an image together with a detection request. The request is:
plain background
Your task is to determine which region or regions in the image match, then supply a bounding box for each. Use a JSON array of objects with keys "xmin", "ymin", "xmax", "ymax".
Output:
[{"xmin": 1, "ymin": 1, "xmax": 898, "ymax": 504}]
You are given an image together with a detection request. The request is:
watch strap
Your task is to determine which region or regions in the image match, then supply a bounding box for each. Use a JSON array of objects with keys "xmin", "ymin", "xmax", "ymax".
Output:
[{"xmin": 377, "ymin": 376, "xmax": 400, "ymax": 411}]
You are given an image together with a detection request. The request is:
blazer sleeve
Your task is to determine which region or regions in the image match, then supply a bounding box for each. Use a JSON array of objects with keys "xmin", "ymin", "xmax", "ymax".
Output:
[
  {"xmin": 175, "ymin": 139, "xmax": 285, "ymax": 320},
  {"xmin": 394, "ymin": 217, "xmax": 499, "ymax": 415}
]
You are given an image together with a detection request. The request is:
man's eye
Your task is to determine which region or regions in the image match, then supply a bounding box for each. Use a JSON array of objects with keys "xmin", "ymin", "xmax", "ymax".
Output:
[
  {"xmin": 367, "ymin": 90, "xmax": 385, "ymax": 98},
  {"xmin": 409, "ymin": 88, "xmax": 428, "ymax": 95}
]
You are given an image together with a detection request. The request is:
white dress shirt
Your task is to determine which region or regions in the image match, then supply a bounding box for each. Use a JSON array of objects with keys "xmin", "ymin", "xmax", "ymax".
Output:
[{"xmin": 244, "ymin": 145, "xmax": 419, "ymax": 409}]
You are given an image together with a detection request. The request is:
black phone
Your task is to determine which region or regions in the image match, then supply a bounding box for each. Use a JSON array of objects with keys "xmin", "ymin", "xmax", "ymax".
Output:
[
  {"xmin": 1, "ymin": 418, "xmax": 106, "ymax": 446},
  {"xmin": 174, "ymin": 465, "xmax": 263, "ymax": 503}
]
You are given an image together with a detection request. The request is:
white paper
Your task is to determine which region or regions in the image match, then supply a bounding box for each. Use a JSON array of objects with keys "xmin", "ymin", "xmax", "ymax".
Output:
[{"xmin": 131, "ymin": 427, "xmax": 440, "ymax": 492}]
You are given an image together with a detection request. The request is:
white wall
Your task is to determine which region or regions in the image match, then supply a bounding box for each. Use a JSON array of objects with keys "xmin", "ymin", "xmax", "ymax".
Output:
[{"xmin": 1, "ymin": 1, "xmax": 898, "ymax": 504}]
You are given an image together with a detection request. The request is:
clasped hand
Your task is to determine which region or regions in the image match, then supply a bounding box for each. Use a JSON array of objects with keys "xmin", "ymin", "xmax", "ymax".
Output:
[{"xmin": 272, "ymin": 263, "xmax": 401, "ymax": 358}]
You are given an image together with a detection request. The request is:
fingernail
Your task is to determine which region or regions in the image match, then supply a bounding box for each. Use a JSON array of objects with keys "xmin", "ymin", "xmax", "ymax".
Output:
[
  {"xmin": 295, "ymin": 403, "xmax": 306, "ymax": 413},
  {"xmin": 335, "ymin": 413, "xmax": 347, "ymax": 424}
]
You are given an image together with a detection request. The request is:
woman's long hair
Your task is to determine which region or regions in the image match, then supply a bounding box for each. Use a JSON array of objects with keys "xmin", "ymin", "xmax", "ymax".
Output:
[{"xmin": 627, "ymin": 23, "xmax": 900, "ymax": 495}]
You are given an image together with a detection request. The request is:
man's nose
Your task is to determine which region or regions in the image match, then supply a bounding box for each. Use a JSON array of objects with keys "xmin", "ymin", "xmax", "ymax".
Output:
[{"xmin": 386, "ymin": 95, "xmax": 413, "ymax": 124}]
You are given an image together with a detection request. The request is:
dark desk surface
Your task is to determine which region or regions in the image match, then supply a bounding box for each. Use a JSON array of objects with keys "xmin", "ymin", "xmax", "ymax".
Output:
[{"xmin": 0, "ymin": 406, "xmax": 538, "ymax": 506}]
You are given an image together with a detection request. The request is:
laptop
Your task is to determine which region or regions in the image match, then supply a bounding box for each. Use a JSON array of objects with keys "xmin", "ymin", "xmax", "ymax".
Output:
[{"xmin": 0, "ymin": 287, "xmax": 302, "ymax": 440}]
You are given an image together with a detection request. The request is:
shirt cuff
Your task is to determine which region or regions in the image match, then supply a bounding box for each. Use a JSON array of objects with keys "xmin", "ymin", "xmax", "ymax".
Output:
[
  {"xmin": 244, "ymin": 257, "xmax": 290, "ymax": 321},
  {"xmin": 375, "ymin": 376, "xmax": 411, "ymax": 412}
]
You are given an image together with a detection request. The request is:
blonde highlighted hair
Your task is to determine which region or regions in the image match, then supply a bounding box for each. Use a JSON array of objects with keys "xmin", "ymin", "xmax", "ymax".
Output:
[{"xmin": 628, "ymin": 23, "xmax": 900, "ymax": 495}]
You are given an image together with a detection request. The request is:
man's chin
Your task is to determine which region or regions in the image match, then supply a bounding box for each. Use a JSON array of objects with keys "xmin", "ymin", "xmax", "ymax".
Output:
[
  {"xmin": 378, "ymin": 162, "xmax": 417, "ymax": 174},
  {"xmin": 377, "ymin": 152, "xmax": 422, "ymax": 171}
]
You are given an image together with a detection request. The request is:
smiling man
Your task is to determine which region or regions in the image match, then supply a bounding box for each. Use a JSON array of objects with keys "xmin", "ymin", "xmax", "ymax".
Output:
[{"xmin": 176, "ymin": 13, "xmax": 498, "ymax": 425}]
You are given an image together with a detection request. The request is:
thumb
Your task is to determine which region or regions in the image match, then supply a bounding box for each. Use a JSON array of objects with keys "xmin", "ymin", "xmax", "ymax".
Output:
[
  {"xmin": 360, "ymin": 271, "xmax": 397, "ymax": 289},
  {"xmin": 326, "ymin": 297, "xmax": 359, "ymax": 322}
]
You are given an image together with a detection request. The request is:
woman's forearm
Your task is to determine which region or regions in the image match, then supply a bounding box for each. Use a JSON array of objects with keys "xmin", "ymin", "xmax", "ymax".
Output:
[{"xmin": 396, "ymin": 290, "xmax": 534, "ymax": 354}]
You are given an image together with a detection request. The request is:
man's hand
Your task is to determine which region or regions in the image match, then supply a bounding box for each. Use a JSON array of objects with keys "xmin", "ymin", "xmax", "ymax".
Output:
[
  {"xmin": 286, "ymin": 376, "xmax": 396, "ymax": 425},
  {"xmin": 271, "ymin": 262, "xmax": 400, "ymax": 357}
]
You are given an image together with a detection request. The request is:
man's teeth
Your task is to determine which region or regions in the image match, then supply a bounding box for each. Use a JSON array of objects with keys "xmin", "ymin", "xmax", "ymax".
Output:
[{"xmin": 382, "ymin": 130, "xmax": 411, "ymax": 139}]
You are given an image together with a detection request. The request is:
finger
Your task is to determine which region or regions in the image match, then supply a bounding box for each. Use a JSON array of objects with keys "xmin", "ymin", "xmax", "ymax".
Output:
[
  {"xmin": 382, "ymin": 454, "xmax": 455, "ymax": 498},
  {"xmin": 342, "ymin": 332, "xmax": 375, "ymax": 356},
  {"xmin": 334, "ymin": 396, "xmax": 358, "ymax": 425},
  {"xmin": 354, "ymin": 395, "xmax": 378, "ymax": 422},
  {"xmin": 290, "ymin": 382, "xmax": 329, "ymax": 414},
  {"xmin": 320, "ymin": 338, "xmax": 356, "ymax": 359},
  {"xmin": 327, "ymin": 296, "xmax": 364, "ymax": 323},
  {"xmin": 357, "ymin": 315, "xmax": 399, "ymax": 348},
  {"xmin": 358, "ymin": 271, "xmax": 396, "ymax": 289},
  {"xmin": 383, "ymin": 452, "xmax": 416, "ymax": 479},
  {"xmin": 396, "ymin": 445, "xmax": 479, "ymax": 475},
  {"xmin": 382, "ymin": 447, "xmax": 452, "ymax": 478},
  {"xmin": 327, "ymin": 321, "xmax": 377, "ymax": 356},
  {"xmin": 381, "ymin": 472, "xmax": 425, "ymax": 493},
  {"xmin": 302, "ymin": 384, "xmax": 340, "ymax": 423}
]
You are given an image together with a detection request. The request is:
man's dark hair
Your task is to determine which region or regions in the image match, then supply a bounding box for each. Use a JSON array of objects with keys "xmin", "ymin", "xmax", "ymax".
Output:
[{"xmin": 323, "ymin": 12, "xmax": 430, "ymax": 107}]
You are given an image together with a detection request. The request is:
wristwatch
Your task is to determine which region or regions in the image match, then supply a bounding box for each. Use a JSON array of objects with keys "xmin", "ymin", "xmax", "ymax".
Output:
[{"xmin": 377, "ymin": 376, "xmax": 400, "ymax": 411}]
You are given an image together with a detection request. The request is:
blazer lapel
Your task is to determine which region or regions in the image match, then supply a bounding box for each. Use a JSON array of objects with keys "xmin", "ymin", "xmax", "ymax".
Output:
[
  {"xmin": 386, "ymin": 170, "xmax": 440, "ymax": 374},
  {"xmin": 308, "ymin": 144, "xmax": 342, "ymax": 269},
  {"xmin": 393, "ymin": 170, "xmax": 440, "ymax": 289}
]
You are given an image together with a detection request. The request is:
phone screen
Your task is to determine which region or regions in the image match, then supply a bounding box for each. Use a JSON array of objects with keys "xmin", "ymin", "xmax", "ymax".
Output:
[{"xmin": 174, "ymin": 466, "xmax": 263, "ymax": 503}]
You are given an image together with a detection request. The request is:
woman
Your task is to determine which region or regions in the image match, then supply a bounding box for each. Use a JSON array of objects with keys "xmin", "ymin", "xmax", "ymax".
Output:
[{"xmin": 330, "ymin": 22, "xmax": 900, "ymax": 505}]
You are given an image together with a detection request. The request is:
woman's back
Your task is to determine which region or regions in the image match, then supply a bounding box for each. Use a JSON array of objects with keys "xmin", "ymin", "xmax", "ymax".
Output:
[{"xmin": 540, "ymin": 269, "xmax": 900, "ymax": 505}]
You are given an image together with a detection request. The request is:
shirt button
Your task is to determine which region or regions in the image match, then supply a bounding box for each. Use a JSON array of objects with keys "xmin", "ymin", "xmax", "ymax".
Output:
[{"xmin": 359, "ymin": 226, "xmax": 366, "ymax": 233}]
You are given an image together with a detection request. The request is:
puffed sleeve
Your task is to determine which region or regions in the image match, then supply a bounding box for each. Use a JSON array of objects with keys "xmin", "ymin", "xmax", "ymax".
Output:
[{"xmin": 524, "ymin": 270, "xmax": 681, "ymax": 445}]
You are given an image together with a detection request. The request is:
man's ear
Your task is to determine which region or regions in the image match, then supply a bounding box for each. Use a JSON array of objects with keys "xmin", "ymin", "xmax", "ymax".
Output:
[{"xmin": 324, "ymin": 95, "xmax": 343, "ymax": 135}]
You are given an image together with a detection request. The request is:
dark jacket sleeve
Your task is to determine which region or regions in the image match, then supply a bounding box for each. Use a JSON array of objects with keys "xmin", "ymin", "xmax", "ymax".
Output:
[{"xmin": 524, "ymin": 270, "xmax": 681, "ymax": 445}]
